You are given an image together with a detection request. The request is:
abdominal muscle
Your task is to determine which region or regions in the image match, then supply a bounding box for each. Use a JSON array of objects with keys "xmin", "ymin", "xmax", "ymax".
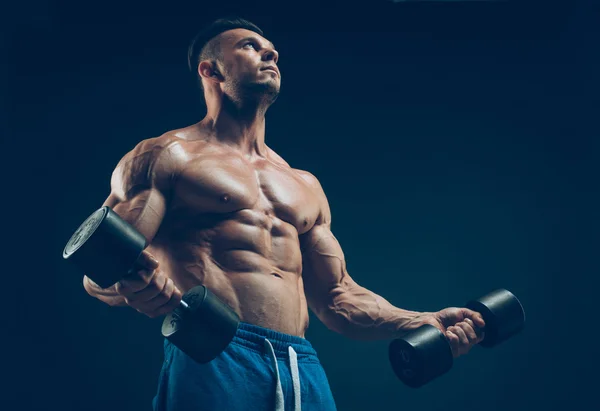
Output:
[{"xmin": 149, "ymin": 213, "xmax": 311, "ymax": 338}]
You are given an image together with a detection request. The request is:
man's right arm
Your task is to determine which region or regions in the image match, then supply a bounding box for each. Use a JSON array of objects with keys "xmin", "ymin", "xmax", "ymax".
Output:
[{"xmin": 83, "ymin": 139, "xmax": 183, "ymax": 317}]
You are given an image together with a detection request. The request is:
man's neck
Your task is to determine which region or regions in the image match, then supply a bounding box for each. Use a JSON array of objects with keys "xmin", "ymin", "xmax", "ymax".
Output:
[{"xmin": 201, "ymin": 98, "xmax": 269, "ymax": 158}]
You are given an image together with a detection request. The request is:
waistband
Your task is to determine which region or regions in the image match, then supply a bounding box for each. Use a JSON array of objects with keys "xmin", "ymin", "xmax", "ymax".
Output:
[{"xmin": 233, "ymin": 322, "xmax": 318, "ymax": 360}]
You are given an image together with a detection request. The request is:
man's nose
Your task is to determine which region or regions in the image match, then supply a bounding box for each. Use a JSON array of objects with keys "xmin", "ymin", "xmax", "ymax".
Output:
[{"xmin": 263, "ymin": 48, "xmax": 278, "ymax": 64}]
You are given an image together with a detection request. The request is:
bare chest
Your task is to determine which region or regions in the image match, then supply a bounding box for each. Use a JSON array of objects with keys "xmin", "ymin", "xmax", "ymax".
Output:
[{"xmin": 171, "ymin": 152, "xmax": 319, "ymax": 234}]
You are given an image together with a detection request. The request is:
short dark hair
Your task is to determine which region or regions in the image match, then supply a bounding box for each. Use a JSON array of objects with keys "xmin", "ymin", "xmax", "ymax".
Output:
[{"xmin": 187, "ymin": 16, "xmax": 264, "ymax": 92}]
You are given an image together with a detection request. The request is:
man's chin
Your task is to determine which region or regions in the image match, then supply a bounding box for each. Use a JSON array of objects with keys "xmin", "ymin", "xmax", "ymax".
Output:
[{"xmin": 245, "ymin": 81, "xmax": 280, "ymax": 102}]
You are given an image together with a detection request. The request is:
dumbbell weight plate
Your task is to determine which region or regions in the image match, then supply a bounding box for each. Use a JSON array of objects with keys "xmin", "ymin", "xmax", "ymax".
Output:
[
  {"xmin": 162, "ymin": 285, "xmax": 240, "ymax": 363},
  {"xmin": 389, "ymin": 324, "xmax": 453, "ymax": 388},
  {"xmin": 62, "ymin": 206, "xmax": 147, "ymax": 289}
]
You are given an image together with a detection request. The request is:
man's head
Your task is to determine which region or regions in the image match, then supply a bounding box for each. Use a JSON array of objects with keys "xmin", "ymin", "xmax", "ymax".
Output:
[{"xmin": 188, "ymin": 17, "xmax": 280, "ymax": 107}]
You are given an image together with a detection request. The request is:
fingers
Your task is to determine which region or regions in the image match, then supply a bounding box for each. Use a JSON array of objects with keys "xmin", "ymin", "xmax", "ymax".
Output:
[
  {"xmin": 146, "ymin": 282, "xmax": 184, "ymax": 318},
  {"xmin": 116, "ymin": 268, "xmax": 157, "ymax": 294},
  {"xmin": 130, "ymin": 276, "xmax": 174, "ymax": 317},
  {"xmin": 438, "ymin": 307, "xmax": 487, "ymax": 358},
  {"xmin": 461, "ymin": 308, "xmax": 485, "ymax": 329},
  {"xmin": 437, "ymin": 307, "xmax": 484, "ymax": 329},
  {"xmin": 461, "ymin": 309, "xmax": 486, "ymax": 343},
  {"xmin": 447, "ymin": 325, "xmax": 469, "ymax": 347},
  {"xmin": 445, "ymin": 329, "xmax": 460, "ymax": 358},
  {"xmin": 446, "ymin": 327, "xmax": 470, "ymax": 357},
  {"xmin": 125, "ymin": 271, "xmax": 168, "ymax": 303},
  {"xmin": 463, "ymin": 318, "xmax": 485, "ymax": 343},
  {"xmin": 114, "ymin": 265, "xmax": 183, "ymax": 318},
  {"xmin": 456, "ymin": 319, "xmax": 479, "ymax": 343},
  {"xmin": 137, "ymin": 249, "xmax": 160, "ymax": 271},
  {"xmin": 447, "ymin": 319, "xmax": 483, "ymax": 357}
]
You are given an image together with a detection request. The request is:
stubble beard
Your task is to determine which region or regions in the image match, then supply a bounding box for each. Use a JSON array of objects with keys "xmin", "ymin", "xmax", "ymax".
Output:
[{"xmin": 229, "ymin": 75, "xmax": 280, "ymax": 109}]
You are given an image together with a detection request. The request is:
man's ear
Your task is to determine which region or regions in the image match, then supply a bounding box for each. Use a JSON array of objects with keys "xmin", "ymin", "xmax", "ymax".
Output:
[{"xmin": 199, "ymin": 61, "xmax": 222, "ymax": 81}]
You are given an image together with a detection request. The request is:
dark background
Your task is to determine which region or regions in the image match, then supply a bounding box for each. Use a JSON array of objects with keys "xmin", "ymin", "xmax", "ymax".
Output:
[{"xmin": 6, "ymin": 0, "xmax": 598, "ymax": 410}]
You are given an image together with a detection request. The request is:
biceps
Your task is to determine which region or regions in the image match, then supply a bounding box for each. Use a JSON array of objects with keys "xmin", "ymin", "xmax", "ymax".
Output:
[
  {"xmin": 301, "ymin": 225, "xmax": 356, "ymax": 314},
  {"xmin": 102, "ymin": 187, "xmax": 167, "ymax": 243}
]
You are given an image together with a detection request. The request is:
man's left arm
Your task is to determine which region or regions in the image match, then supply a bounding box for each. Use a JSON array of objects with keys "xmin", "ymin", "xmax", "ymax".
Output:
[{"xmin": 298, "ymin": 172, "xmax": 485, "ymax": 354}]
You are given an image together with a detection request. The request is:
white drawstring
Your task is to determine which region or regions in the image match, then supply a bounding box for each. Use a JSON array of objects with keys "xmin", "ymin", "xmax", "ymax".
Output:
[
  {"xmin": 264, "ymin": 339, "xmax": 285, "ymax": 411},
  {"xmin": 263, "ymin": 339, "xmax": 301, "ymax": 411},
  {"xmin": 288, "ymin": 346, "xmax": 301, "ymax": 411}
]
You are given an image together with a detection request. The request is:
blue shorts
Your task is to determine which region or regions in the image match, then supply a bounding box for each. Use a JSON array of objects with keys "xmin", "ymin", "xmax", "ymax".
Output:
[{"xmin": 152, "ymin": 322, "xmax": 338, "ymax": 411}]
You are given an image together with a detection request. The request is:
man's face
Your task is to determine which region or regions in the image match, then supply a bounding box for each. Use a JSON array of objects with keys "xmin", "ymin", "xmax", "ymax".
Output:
[{"xmin": 216, "ymin": 28, "xmax": 281, "ymax": 100}]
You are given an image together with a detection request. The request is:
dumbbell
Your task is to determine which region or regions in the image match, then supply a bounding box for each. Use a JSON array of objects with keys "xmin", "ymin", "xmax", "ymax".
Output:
[
  {"xmin": 388, "ymin": 289, "xmax": 525, "ymax": 388},
  {"xmin": 62, "ymin": 206, "xmax": 240, "ymax": 363}
]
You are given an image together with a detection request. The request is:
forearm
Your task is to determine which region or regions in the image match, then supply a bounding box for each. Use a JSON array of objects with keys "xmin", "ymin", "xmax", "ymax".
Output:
[
  {"xmin": 319, "ymin": 281, "xmax": 428, "ymax": 341},
  {"xmin": 83, "ymin": 276, "xmax": 127, "ymax": 307}
]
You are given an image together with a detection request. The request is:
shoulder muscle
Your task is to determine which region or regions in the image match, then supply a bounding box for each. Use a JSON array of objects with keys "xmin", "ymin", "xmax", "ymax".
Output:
[
  {"xmin": 296, "ymin": 169, "xmax": 331, "ymax": 226},
  {"xmin": 111, "ymin": 135, "xmax": 186, "ymax": 201}
]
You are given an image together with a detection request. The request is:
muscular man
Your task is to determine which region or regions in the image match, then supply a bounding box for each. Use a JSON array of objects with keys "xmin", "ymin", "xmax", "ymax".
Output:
[{"xmin": 83, "ymin": 17, "xmax": 485, "ymax": 411}]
